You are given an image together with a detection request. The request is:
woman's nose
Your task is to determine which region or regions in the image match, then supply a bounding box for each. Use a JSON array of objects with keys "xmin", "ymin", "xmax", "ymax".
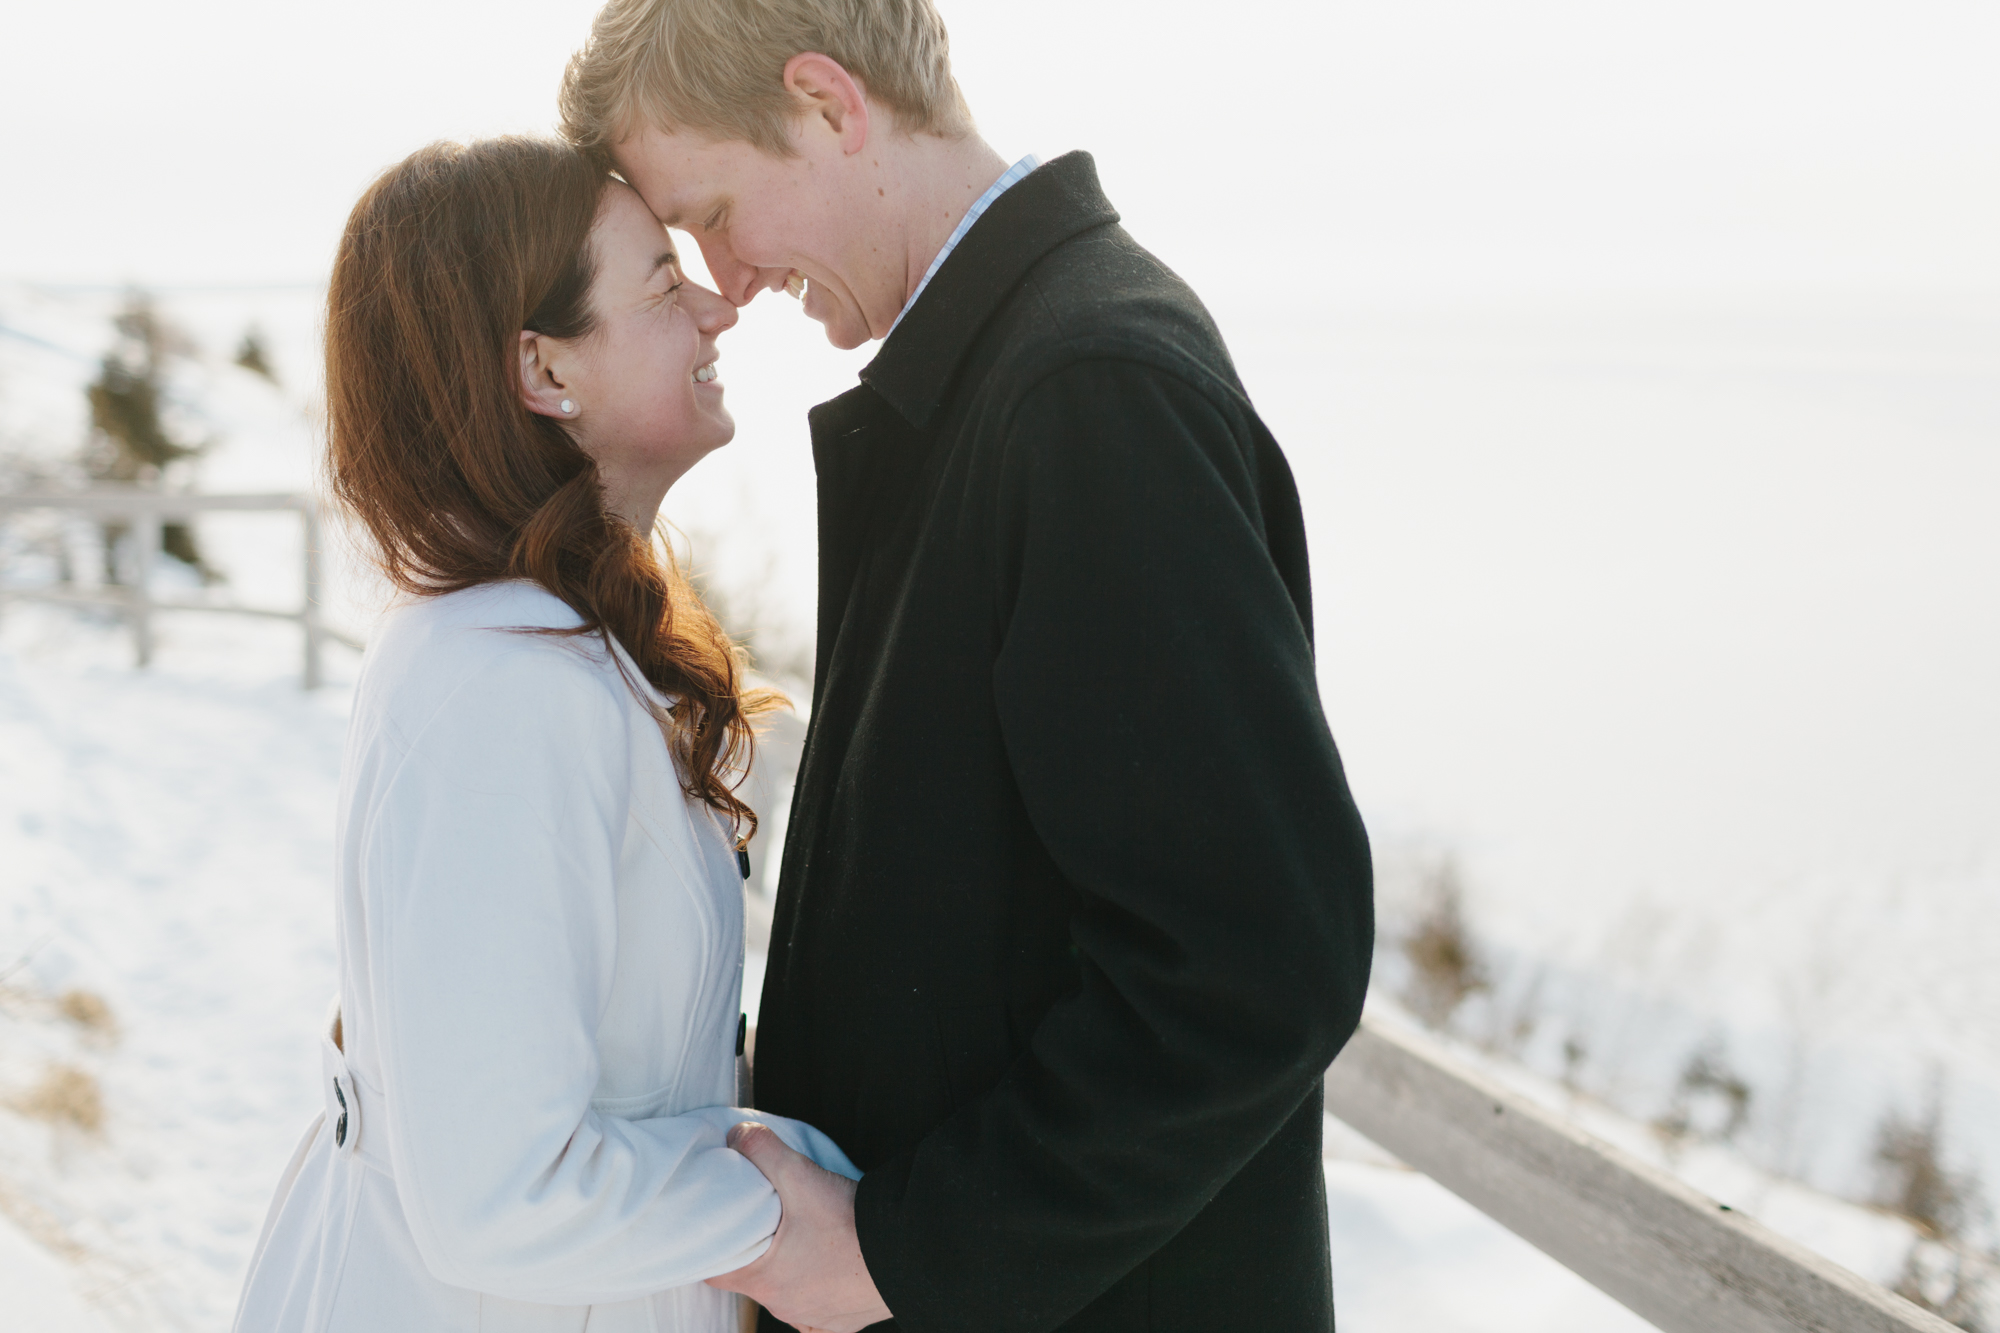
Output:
[{"xmin": 690, "ymin": 281, "xmax": 740, "ymax": 334}]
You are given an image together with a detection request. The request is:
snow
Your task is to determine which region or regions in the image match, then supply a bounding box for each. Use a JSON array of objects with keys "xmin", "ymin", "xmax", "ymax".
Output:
[
  {"xmin": 1324, "ymin": 1156, "xmax": 1660, "ymax": 1333},
  {"xmin": 0, "ymin": 606, "xmax": 356, "ymax": 1328},
  {"xmin": 0, "ymin": 1207, "xmax": 112, "ymax": 1332},
  {"xmin": 3, "ymin": 280, "xmax": 1996, "ymax": 1327}
]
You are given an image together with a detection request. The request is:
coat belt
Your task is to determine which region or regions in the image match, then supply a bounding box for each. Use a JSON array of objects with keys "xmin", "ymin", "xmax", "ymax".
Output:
[{"xmin": 321, "ymin": 1004, "xmax": 393, "ymax": 1179}]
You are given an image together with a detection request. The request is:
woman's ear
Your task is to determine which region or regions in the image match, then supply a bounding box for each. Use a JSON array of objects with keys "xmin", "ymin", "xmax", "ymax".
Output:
[{"xmin": 518, "ymin": 330, "xmax": 578, "ymax": 421}]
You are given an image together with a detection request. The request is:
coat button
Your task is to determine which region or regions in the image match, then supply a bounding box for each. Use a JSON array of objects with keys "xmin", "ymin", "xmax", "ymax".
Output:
[
  {"xmin": 333, "ymin": 1079, "xmax": 349, "ymax": 1148},
  {"xmin": 736, "ymin": 1013, "xmax": 748, "ymax": 1057}
]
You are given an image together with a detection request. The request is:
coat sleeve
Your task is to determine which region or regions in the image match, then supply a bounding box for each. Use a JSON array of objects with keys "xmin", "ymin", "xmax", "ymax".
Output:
[
  {"xmin": 853, "ymin": 359, "xmax": 1374, "ymax": 1330},
  {"xmin": 360, "ymin": 642, "xmax": 856, "ymax": 1305}
]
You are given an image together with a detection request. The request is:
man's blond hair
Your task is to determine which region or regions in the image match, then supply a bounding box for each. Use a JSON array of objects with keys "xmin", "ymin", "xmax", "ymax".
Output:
[{"xmin": 559, "ymin": 0, "xmax": 974, "ymax": 159}]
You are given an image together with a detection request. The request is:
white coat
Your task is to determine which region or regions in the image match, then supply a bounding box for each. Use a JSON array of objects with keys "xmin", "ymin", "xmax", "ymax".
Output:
[{"xmin": 232, "ymin": 581, "xmax": 855, "ymax": 1333}]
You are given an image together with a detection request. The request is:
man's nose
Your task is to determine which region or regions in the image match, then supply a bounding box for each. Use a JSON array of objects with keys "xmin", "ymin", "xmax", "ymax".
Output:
[{"xmin": 695, "ymin": 233, "xmax": 783, "ymax": 308}]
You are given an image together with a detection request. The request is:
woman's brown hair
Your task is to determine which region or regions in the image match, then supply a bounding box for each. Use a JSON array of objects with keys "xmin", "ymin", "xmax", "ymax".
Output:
[{"xmin": 325, "ymin": 136, "xmax": 773, "ymax": 840}]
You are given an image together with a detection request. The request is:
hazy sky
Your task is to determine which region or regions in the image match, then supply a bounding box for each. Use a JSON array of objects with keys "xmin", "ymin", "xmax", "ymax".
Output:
[{"xmin": 4, "ymin": 0, "xmax": 1998, "ymax": 299}]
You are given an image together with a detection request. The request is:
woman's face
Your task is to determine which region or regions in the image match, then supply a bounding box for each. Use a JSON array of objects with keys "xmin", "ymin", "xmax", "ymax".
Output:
[{"xmin": 528, "ymin": 183, "xmax": 740, "ymax": 526}]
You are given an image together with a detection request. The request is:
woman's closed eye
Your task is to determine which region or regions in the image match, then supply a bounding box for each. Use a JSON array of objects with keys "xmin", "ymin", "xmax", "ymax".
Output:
[{"xmin": 645, "ymin": 253, "xmax": 687, "ymax": 306}]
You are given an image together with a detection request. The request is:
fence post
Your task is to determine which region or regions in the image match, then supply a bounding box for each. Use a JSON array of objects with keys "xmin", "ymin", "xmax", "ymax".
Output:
[
  {"xmin": 132, "ymin": 508, "xmax": 159, "ymax": 668},
  {"xmin": 301, "ymin": 501, "xmax": 324, "ymax": 691}
]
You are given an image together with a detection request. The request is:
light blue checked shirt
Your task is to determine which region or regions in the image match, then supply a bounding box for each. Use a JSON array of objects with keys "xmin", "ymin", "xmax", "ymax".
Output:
[{"xmin": 888, "ymin": 154, "xmax": 1042, "ymax": 335}]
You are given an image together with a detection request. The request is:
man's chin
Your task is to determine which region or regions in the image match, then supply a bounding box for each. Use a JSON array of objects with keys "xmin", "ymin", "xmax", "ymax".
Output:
[
  {"xmin": 814, "ymin": 314, "xmax": 875, "ymax": 352},
  {"xmin": 802, "ymin": 289, "xmax": 876, "ymax": 350}
]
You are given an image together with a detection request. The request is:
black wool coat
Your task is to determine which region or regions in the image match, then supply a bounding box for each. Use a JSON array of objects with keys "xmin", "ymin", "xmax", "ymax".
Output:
[{"xmin": 752, "ymin": 152, "xmax": 1375, "ymax": 1333}]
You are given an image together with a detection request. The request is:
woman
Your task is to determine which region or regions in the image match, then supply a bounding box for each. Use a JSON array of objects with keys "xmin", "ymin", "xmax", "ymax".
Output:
[{"xmin": 232, "ymin": 137, "xmax": 854, "ymax": 1333}]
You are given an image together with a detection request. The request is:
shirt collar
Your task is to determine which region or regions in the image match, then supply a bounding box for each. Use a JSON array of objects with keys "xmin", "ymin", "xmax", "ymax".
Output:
[
  {"xmin": 861, "ymin": 151, "xmax": 1121, "ymax": 431},
  {"xmin": 887, "ymin": 154, "xmax": 1041, "ymax": 337}
]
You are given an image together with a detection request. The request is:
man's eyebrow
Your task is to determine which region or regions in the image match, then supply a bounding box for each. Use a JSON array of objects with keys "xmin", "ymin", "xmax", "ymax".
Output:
[
  {"xmin": 656, "ymin": 194, "xmax": 696, "ymax": 228},
  {"xmin": 663, "ymin": 195, "xmax": 724, "ymax": 230}
]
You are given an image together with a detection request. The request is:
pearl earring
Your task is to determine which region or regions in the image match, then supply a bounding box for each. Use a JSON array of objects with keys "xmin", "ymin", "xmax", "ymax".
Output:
[{"xmin": 559, "ymin": 399, "xmax": 575, "ymax": 415}]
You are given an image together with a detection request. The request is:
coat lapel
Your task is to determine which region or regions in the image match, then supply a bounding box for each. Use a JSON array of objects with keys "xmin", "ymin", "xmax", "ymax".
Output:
[
  {"xmin": 859, "ymin": 151, "xmax": 1122, "ymax": 432},
  {"xmin": 806, "ymin": 153, "xmax": 1124, "ymax": 698}
]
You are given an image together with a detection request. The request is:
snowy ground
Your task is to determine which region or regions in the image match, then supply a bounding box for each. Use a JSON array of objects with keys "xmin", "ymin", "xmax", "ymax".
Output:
[
  {"xmin": 0, "ymin": 595, "xmax": 1960, "ymax": 1330},
  {"xmin": 0, "ymin": 610, "xmax": 356, "ymax": 1329},
  {"xmin": 3, "ymin": 279, "xmax": 1995, "ymax": 1327},
  {"xmin": 0, "ymin": 604, "xmax": 1945, "ymax": 1332}
]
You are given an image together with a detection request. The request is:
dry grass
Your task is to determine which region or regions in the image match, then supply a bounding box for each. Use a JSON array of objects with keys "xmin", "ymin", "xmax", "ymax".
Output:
[
  {"xmin": 9, "ymin": 1064, "xmax": 106, "ymax": 1135},
  {"xmin": 0, "ymin": 1177, "xmax": 90, "ymax": 1265},
  {"xmin": 0, "ymin": 972, "xmax": 119, "ymax": 1044},
  {"xmin": 57, "ymin": 988, "xmax": 118, "ymax": 1042}
]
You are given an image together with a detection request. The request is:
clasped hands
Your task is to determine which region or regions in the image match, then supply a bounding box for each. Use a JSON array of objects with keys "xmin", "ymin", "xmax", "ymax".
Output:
[{"xmin": 706, "ymin": 1122, "xmax": 893, "ymax": 1333}]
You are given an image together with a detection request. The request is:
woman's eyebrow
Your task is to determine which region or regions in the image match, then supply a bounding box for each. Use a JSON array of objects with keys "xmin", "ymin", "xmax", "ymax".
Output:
[{"xmin": 647, "ymin": 252, "xmax": 677, "ymax": 279}]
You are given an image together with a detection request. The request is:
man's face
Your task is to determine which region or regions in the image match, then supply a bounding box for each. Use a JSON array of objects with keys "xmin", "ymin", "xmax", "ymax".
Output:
[{"xmin": 613, "ymin": 127, "xmax": 894, "ymax": 351}]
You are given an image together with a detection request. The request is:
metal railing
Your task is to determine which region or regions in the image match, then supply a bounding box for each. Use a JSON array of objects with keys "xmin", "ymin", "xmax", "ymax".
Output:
[
  {"xmin": 1325, "ymin": 1015, "xmax": 1958, "ymax": 1333},
  {"xmin": 0, "ymin": 488, "xmax": 354, "ymax": 688}
]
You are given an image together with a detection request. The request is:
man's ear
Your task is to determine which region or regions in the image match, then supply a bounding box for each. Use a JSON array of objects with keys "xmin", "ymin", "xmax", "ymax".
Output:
[
  {"xmin": 783, "ymin": 52, "xmax": 871, "ymax": 155},
  {"xmin": 518, "ymin": 330, "xmax": 575, "ymax": 421}
]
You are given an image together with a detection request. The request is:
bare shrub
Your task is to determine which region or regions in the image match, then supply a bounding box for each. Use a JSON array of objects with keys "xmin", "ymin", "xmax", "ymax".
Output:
[
  {"xmin": 1399, "ymin": 857, "xmax": 1489, "ymax": 1028},
  {"xmin": 1655, "ymin": 1037, "xmax": 1753, "ymax": 1148},
  {"xmin": 1872, "ymin": 1076, "xmax": 1997, "ymax": 1330},
  {"xmin": 1875, "ymin": 1078, "xmax": 1977, "ymax": 1239},
  {"xmin": 1891, "ymin": 1240, "xmax": 1995, "ymax": 1332},
  {"xmin": 10, "ymin": 1064, "xmax": 105, "ymax": 1134},
  {"xmin": 234, "ymin": 325, "xmax": 279, "ymax": 383}
]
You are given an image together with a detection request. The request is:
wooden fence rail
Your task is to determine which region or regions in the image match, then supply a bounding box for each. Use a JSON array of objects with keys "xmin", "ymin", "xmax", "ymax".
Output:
[
  {"xmin": 1325, "ymin": 1015, "xmax": 1957, "ymax": 1333},
  {"xmin": 0, "ymin": 489, "xmax": 353, "ymax": 688}
]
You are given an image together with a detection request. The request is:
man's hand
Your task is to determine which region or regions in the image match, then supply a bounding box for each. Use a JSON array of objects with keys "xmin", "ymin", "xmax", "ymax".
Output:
[{"xmin": 707, "ymin": 1122, "xmax": 892, "ymax": 1333}]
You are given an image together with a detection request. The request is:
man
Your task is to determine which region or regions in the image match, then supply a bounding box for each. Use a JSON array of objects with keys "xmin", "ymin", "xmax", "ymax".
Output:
[{"xmin": 560, "ymin": 3, "xmax": 1374, "ymax": 1330}]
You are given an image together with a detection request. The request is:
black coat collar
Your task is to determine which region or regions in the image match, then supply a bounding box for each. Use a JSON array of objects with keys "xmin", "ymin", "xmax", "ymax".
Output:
[{"xmin": 858, "ymin": 151, "xmax": 1120, "ymax": 431}]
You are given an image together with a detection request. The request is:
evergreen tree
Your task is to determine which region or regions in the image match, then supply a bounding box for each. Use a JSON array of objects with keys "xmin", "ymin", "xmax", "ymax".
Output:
[
  {"xmin": 82, "ymin": 292, "xmax": 213, "ymax": 581},
  {"xmin": 234, "ymin": 325, "xmax": 278, "ymax": 383}
]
